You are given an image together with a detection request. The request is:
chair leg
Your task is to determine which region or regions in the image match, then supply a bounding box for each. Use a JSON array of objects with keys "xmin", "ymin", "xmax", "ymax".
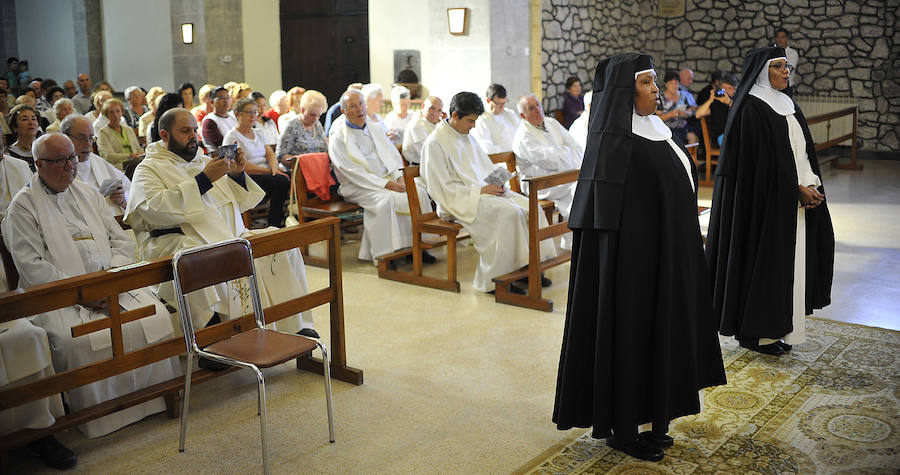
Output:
[
  {"xmin": 179, "ymin": 351, "xmax": 194, "ymax": 453},
  {"xmin": 252, "ymin": 366, "xmax": 271, "ymax": 475},
  {"xmin": 317, "ymin": 341, "xmax": 336, "ymax": 443},
  {"xmin": 257, "ymin": 384, "xmax": 262, "ymax": 416}
]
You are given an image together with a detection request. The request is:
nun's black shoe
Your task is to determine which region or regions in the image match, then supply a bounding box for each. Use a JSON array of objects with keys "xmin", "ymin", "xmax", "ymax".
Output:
[
  {"xmin": 739, "ymin": 340, "xmax": 784, "ymax": 356},
  {"xmin": 297, "ymin": 328, "xmax": 320, "ymax": 339},
  {"xmin": 28, "ymin": 435, "xmax": 77, "ymax": 470},
  {"xmin": 515, "ymin": 274, "xmax": 552, "ymax": 288},
  {"xmin": 607, "ymin": 436, "xmax": 664, "ymax": 462},
  {"xmin": 776, "ymin": 341, "xmax": 792, "ymax": 352},
  {"xmin": 639, "ymin": 431, "xmax": 674, "ymax": 449}
]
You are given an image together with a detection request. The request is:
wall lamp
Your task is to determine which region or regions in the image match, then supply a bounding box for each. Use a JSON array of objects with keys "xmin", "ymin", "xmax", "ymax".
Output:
[
  {"xmin": 447, "ymin": 8, "xmax": 468, "ymax": 36},
  {"xmin": 181, "ymin": 23, "xmax": 194, "ymax": 44}
]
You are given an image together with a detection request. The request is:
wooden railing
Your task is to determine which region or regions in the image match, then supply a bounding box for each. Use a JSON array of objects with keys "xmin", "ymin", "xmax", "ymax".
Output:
[
  {"xmin": 806, "ymin": 106, "xmax": 862, "ymax": 171},
  {"xmin": 0, "ymin": 217, "xmax": 362, "ymax": 454}
]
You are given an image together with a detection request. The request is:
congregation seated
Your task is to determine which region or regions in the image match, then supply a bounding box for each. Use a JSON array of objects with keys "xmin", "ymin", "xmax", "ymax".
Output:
[
  {"xmin": 124, "ymin": 108, "xmax": 317, "ymax": 337},
  {"xmin": 471, "ymin": 83, "xmax": 520, "ymax": 154},
  {"xmin": 33, "ymin": 79, "xmax": 56, "ymax": 119},
  {"xmin": 568, "ymin": 90, "xmax": 591, "ymax": 151},
  {"xmin": 512, "ymin": 93, "xmax": 581, "ymax": 223},
  {"xmin": 383, "ymin": 85, "xmax": 414, "ymax": 145},
  {"xmin": 71, "ymin": 73, "xmax": 92, "ymax": 114},
  {"xmin": 329, "ymin": 89, "xmax": 433, "ymax": 265},
  {"xmin": 657, "ymin": 71, "xmax": 699, "ymax": 145},
  {"xmin": 696, "ymin": 72, "xmax": 737, "ymax": 148},
  {"xmin": 84, "ymin": 89, "xmax": 112, "ymax": 127},
  {"xmin": 190, "ymin": 83, "xmax": 214, "ymax": 124},
  {"xmin": 250, "ymin": 92, "xmax": 279, "ymax": 146},
  {"xmin": 223, "ymin": 96, "xmax": 291, "ymax": 228},
  {"xmin": 15, "ymin": 94, "xmax": 52, "ymax": 133},
  {"xmin": 62, "ymin": 79, "xmax": 76, "ymax": 99},
  {"xmin": 64, "ymin": 115, "xmax": 131, "ymax": 216},
  {"xmin": 45, "ymin": 97, "xmax": 75, "ymax": 133},
  {"xmin": 138, "ymin": 86, "xmax": 165, "ymax": 139},
  {"xmin": 361, "ymin": 83, "xmax": 388, "ymax": 134},
  {"xmin": 263, "ymin": 89, "xmax": 287, "ymax": 130},
  {"xmin": 276, "ymin": 89, "xmax": 328, "ymax": 163},
  {"xmin": 96, "ymin": 98, "xmax": 143, "ymax": 170},
  {"xmin": 421, "ymin": 92, "xmax": 556, "ymax": 294},
  {"xmin": 401, "ymin": 95, "xmax": 443, "ymax": 165},
  {"xmin": 277, "ymin": 85, "xmax": 306, "ymax": 132},
  {"xmin": 2, "ymin": 133, "xmax": 180, "ymax": 441},
  {"xmin": 200, "ymin": 86, "xmax": 237, "ymax": 150},
  {"xmin": 122, "ymin": 86, "xmax": 148, "ymax": 130},
  {"xmin": 679, "ymin": 68, "xmax": 698, "ymax": 107},
  {"xmin": 560, "ymin": 76, "xmax": 584, "ymax": 129},
  {"xmin": 6, "ymin": 103, "xmax": 41, "ymax": 171}
]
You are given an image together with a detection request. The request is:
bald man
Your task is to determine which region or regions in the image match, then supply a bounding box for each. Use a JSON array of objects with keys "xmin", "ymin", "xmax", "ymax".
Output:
[
  {"xmin": 72, "ymin": 73, "xmax": 92, "ymax": 114},
  {"xmin": 401, "ymin": 96, "xmax": 443, "ymax": 165}
]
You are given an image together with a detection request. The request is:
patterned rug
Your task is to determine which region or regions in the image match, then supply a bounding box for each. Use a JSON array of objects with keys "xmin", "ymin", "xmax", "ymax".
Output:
[{"xmin": 527, "ymin": 318, "xmax": 900, "ymax": 474}]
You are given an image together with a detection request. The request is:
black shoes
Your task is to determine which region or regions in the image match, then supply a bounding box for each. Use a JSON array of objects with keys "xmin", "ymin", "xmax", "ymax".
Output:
[
  {"xmin": 404, "ymin": 251, "xmax": 437, "ymax": 264},
  {"xmin": 607, "ymin": 435, "xmax": 664, "ymax": 462},
  {"xmin": 739, "ymin": 339, "xmax": 784, "ymax": 356},
  {"xmin": 515, "ymin": 274, "xmax": 552, "ymax": 288},
  {"xmin": 27, "ymin": 435, "xmax": 76, "ymax": 470},
  {"xmin": 776, "ymin": 341, "xmax": 792, "ymax": 352},
  {"xmin": 639, "ymin": 431, "xmax": 674, "ymax": 449},
  {"xmin": 297, "ymin": 328, "xmax": 320, "ymax": 339}
]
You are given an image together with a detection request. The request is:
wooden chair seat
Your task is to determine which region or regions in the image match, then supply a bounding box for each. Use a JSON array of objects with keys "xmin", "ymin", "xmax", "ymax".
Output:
[
  {"xmin": 304, "ymin": 201, "xmax": 362, "ymax": 216},
  {"xmin": 205, "ymin": 328, "xmax": 318, "ymax": 368}
]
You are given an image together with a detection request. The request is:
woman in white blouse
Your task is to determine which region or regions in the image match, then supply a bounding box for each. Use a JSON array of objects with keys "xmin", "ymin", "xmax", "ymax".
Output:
[
  {"xmin": 250, "ymin": 91, "xmax": 279, "ymax": 146},
  {"xmin": 223, "ymin": 97, "xmax": 291, "ymax": 227}
]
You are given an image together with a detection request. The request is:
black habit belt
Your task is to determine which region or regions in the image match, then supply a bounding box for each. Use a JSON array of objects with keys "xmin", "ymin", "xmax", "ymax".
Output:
[{"xmin": 149, "ymin": 227, "xmax": 184, "ymax": 238}]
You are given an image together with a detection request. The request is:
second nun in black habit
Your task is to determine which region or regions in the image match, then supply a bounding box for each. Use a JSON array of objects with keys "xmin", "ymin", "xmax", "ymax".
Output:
[{"xmin": 553, "ymin": 53, "xmax": 726, "ymax": 462}]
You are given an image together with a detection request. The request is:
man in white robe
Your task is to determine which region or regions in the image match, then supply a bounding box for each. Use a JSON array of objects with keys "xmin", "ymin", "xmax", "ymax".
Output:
[
  {"xmin": 124, "ymin": 109, "xmax": 316, "ymax": 337},
  {"xmin": 61, "ymin": 116, "xmax": 131, "ymax": 217},
  {"xmin": 512, "ymin": 93, "xmax": 582, "ymax": 222},
  {"xmin": 329, "ymin": 90, "xmax": 434, "ymax": 264},
  {"xmin": 470, "ymin": 84, "xmax": 520, "ymax": 154},
  {"xmin": 568, "ymin": 90, "xmax": 592, "ymax": 152},
  {"xmin": 2, "ymin": 133, "xmax": 180, "ymax": 439},
  {"xmin": 421, "ymin": 92, "xmax": 557, "ymax": 293},
  {"xmin": 401, "ymin": 96, "xmax": 442, "ymax": 165}
]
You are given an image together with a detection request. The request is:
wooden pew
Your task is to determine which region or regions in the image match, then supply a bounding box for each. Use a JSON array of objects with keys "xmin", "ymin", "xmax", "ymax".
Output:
[
  {"xmin": 376, "ymin": 166, "xmax": 471, "ymax": 292},
  {"xmin": 492, "ymin": 169, "xmax": 580, "ymax": 312},
  {"xmin": 0, "ymin": 218, "xmax": 362, "ymax": 457},
  {"xmin": 488, "ymin": 152, "xmax": 555, "ymax": 223}
]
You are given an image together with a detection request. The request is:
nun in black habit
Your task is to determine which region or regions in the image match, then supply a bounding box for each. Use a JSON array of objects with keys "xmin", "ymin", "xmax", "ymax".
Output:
[
  {"xmin": 705, "ymin": 47, "xmax": 834, "ymax": 356},
  {"xmin": 553, "ymin": 53, "xmax": 726, "ymax": 462}
]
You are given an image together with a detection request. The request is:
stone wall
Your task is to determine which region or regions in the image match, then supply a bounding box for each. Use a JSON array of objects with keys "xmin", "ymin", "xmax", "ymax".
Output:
[{"xmin": 540, "ymin": 0, "xmax": 899, "ymax": 152}]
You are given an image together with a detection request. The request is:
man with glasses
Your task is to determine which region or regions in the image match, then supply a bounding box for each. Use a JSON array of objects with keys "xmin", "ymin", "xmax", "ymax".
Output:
[
  {"xmin": 2, "ymin": 133, "xmax": 179, "ymax": 442},
  {"xmin": 200, "ymin": 86, "xmax": 237, "ymax": 151},
  {"xmin": 471, "ymin": 83, "xmax": 520, "ymax": 154},
  {"xmin": 61, "ymin": 115, "xmax": 131, "ymax": 217}
]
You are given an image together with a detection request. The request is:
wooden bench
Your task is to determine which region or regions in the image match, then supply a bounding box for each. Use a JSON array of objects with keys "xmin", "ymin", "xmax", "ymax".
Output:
[
  {"xmin": 376, "ymin": 166, "xmax": 471, "ymax": 292},
  {"xmin": 806, "ymin": 105, "xmax": 862, "ymax": 170},
  {"xmin": 488, "ymin": 152, "xmax": 555, "ymax": 223},
  {"xmin": 492, "ymin": 169, "xmax": 579, "ymax": 312},
  {"xmin": 0, "ymin": 218, "xmax": 362, "ymax": 459}
]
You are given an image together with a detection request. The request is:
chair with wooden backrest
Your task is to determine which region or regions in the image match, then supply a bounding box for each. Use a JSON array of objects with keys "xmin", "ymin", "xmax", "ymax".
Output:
[
  {"xmin": 488, "ymin": 151, "xmax": 556, "ymax": 223},
  {"xmin": 699, "ymin": 116, "xmax": 720, "ymax": 186},
  {"xmin": 376, "ymin": 165, "xmax": 471, "ymax": 292},
  {"xmin": 172, "ymin": 237, "xmax": 335, "ymax": 475}
]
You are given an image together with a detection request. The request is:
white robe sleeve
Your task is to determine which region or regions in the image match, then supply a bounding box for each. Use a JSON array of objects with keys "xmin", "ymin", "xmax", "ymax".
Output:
[
  {"xmin": 129, "ymin": 165, "xmax": 208, "ymax": 228},
  {"xmin": 93, "ymin": 190, "xmax": 136, "ymax": 267},
  {"xmin": 328, "ymin": 133, "xmax": 390, "ymax": 191},
  {"xmin": 227, "ymin": 173, "xmax": 267, "ymax": 213},
  {"xmin": 1, "ymin": 197, "xmax": 68, "ymax": 286},
  {"xmin": 421, "ymin": 139, "xmax": 482, "ymax": 223},
  {"xmin": 513, "ymin": 126, "xmax": 569, "ymax": 173},
  {"xmin": 471, "ymin": 117, "xmax": 503, "ymax": 155}
]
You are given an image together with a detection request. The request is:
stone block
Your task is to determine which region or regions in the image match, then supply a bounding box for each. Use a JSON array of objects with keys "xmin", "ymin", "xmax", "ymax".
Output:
[
  {"xmin": 860, "ymin": 25, "xmax": 883, "ymax": 37},
  {"xmin": 764, "ymin": 5, "xmax": 779, "ymax": 15},
  {"xmin": 822, "ymin": 44, "xmax": 850, "ymax": 57},
  {"xmin": 844, "ymin": 1, "xmax": 861, "ymax": 13},
  {"xmin": 857, "ymin": 125, "xmax": 876, "ymax": 139},
  {"xmin": 812, "ymin": 77, "xmax": 834, "ymax": 90},
  {"xmin": 871, "ymin": 38, "xmax": 889, "ymax": 59},
  {"xmin": 562, "ymin": 14, "xmax": 572, "ymax": 31},
  {"xmin": 744, "ymin": 2, "xmax": 763, "ymax": 11},
  {"xmin": 835, "ymin": 77, "xmax": 850, "ymax": 91},
  {"xmin": 884, "ymin": 81, "xmax": 900, "ymax": 98},
  {"xmin": 857, "ymin": 98, "xmax": 875, "ymax": 112},
  {"xmin": 826, "ymin": 5, "xmax": 843, "ymax": 16},
  {"xmin": 673, "ymin": 22, "xmax": 693, "ymax": 40},
  {"xmin": 848, "ymin": 69, "xmax": 869, "ymax": 80},
  {"xmin": 839, "ymin": 15, "xmax": 857, "ymax": 27},
  {"xmin": 786, "ymin": 0, "xmax": 809, "ymax": 6}
]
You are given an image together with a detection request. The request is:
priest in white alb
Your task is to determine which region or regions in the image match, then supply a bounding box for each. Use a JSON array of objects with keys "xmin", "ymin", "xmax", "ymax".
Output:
[
  {"xmin": 1, "ymin": 133, "xmax": 180, "ymax": 439},
  {"xmin": 401, "ymin": 95, "xmax": 443, "ymax": 165},
  {"xmin": 421, "ymin": 92, "xmax": 557, "ymax": 293},
  {"xmin": 61, "ymin": 116, "xmax": 131, "ymax": 217},
  {"xmin": 124, "ymin": 109, "xmax": 317, "ymax": 338},
  {"xmin": 470, "ymin": 83, "xmax": 520, "ymax": 154},
  {"xmin": 329, "ymin": 89, "xmax": 434, "ymax": 264},
  {"xmin": 512, "ymin": 93, "xmax": 582, "ymax": 222}
]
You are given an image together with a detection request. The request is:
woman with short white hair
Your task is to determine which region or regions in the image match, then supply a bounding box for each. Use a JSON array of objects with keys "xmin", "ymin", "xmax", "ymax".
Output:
[
  {"xmin": 361, "ymin": 83, "xmax": 385, "ymax": 124},
  {"xmin": 84, "ymin": 90, "xmax": 112, "ymax": 125},
  {"xmin": 122, "ymin": 86, "xmax": 147, "ymax": 129},
  {"xmin": 275, "ymin": 89, "xmax": 328, "ymax": 163},
  {"xmin": 383, "ymin": 85, "xmax": 413, "ymax": 144},
  {"xmin": 45, "ymin": 98, "xmax": 76, "ymax": 132}
]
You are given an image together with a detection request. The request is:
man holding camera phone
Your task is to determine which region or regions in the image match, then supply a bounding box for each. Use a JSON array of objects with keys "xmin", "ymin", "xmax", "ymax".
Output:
[{"xmin": 696, "ymin": 73, "xmax": 738, "ymax": 148}]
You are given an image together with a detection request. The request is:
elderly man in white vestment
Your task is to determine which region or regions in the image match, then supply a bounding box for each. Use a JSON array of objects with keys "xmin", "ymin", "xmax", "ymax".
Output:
[
  {"xmin": 1, "ymin": 133, "xmax": 180, "ymax": 440},
  {"xmin": 124, "ymin": 109, "xmax": 317, "ymax": 338},
  {"xmin": 512, "ymin": 93, "xmax": 582, "ymax": 223},
  {"xmin": 401, "ymin": 95, "xmax": 443, "ymax": 165},
  {"xmin": 421, "ymin": 92, "xmax": 557, "ymax": 294},
  {"xmin": 470, "ymin": 83, "xmax": 521, "ymax": 154},
  {"xmin": 60, "ymin": 116, "xmax": 131, "ymax": 217},
  {"xmin": 330, "ymin": 89, "xmax": 435, "ymax": 264}
]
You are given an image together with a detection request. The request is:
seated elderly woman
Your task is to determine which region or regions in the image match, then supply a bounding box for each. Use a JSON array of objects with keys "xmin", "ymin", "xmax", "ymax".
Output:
[
  {"xmin": 45, "ymin": 98, "xmax": 75, "ymax": 132},
  {"xmin": 5, "ymin": 103, "xmax": 42, "ymax": 170},
  {"xmin": 84, "ymin": 89, "xmax": 112, "ymax": 126},
  {"xmin": 96, "ymin": 98, "xmax": 143, "ymax": 170},
  {"xmin": 264, "ymin": 89, "xmax": 288, "ymax": 128},
  {"xmin": 362, "ymin": 83, "xmax": 386, "ymax": 125},
  {"xmin": 277, "ymin": 85, "xmax": 306, "ymax": 131},
  {"xmin": 383, "ymin": 85, "xmax": 413, "ymax": 145},
  {"xmin": 138, "ymin": 86, "xmax": 165, "ymax": 139},
  {"xmin": 275, "ymin": 89, "xmax": 328, "ymax": 164},
  {"xmin": 223, "ymin": 96, "xmax": 291, "ymax": 227},
  {"xmin": 657, "ymin": 71, "xmax": 699, "ymax": 145},
  {"xmin": 251, "ymin": 91, "xmax": 279, "ymax": 146},
  {"xmin": 122, "ymin": 86, "xmax": 147, "ymax": 130}
]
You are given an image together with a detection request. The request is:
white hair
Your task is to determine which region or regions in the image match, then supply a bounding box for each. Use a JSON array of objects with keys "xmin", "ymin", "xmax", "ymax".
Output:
[
  {"xmin": 32, "ymin": 132, "xmax": 71, "ymax": 160},
  {"xmin": 269, "ymin": 89, "xmax": 286, "ymax": 108},
  {"xmin": 53, "ymin": 97, "xmax": 74, "ymax": 115},
  {"xmin": 340, "ymin": 89, "xmax": 365, "ymax": 110},
  {"xmin": 361, "ymin": 83, "xmax": 383, "ymax": 100},
  {"xmin": 516, "ymin": 93, "xmax": 538, "ymax": 114},
  {"xmin": 124, "ymin": 86, "xmax": 141, "ymax": 100},
  {"xmin": 390, "ymin": 85, "xmax": 410, "ymax": 105}
]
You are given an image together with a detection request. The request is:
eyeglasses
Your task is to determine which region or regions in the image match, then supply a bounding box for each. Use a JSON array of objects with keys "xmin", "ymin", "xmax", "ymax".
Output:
[
  {"xmin": 39, "ymin": 154, "xmax": 78, "ymax": 168},
  {"xmin": 239, "ymin": 109, "xmax": 258, "ymax": 116},
  {"xmin": 769, "ymin": 62, "xmax": 792, "ymax": 72},
  {"xmin": 67, "ymin": 134, "xmax": 96, "ymax": 143}
]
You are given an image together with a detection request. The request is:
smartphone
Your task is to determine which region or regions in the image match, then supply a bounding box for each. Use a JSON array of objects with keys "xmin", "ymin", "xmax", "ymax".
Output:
[
  {"xmin": 216, "ymin": 144, "xmax": 237, "ymax": 163},
  {"xmin": 714, "ymin": 89, "xmax": 726, "ymax": 98}
]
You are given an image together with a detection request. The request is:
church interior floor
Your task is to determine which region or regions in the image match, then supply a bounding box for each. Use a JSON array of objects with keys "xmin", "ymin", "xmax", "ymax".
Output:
[{"xmin": 6, "ymin": 159, "xmax": 898, "ymax": 474}]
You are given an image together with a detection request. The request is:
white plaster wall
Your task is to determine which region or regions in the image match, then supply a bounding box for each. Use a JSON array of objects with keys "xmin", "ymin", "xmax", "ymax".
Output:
[
  {"xmin": 101, "ymin": 0, "xmax": 175, "ymax": 91},
  {"xmin": 242, "ymin": 0, "xmax": 282, "ymax": 98},
  {"xmin": 15, "ymin": 0, "xmax": 78, "ymax": 84},
  {"xmin": 489, "ymin": 0, "xmax": 532, "ymax": 102}
]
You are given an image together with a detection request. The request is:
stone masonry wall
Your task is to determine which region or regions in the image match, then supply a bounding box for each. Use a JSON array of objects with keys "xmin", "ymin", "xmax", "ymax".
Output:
[{"xmin": 541, "ymin": 0, "xmax": 899, "ymax": 152}]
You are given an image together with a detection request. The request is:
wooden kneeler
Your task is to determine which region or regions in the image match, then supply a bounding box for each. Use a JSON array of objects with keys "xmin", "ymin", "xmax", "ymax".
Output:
[
  {"xmin": 492, "ymin": 169, "xmax": 580, "ymax": 312},
  {"xmin": 377, "ymin": 166, "xmax": 471, "ymax": 292}
]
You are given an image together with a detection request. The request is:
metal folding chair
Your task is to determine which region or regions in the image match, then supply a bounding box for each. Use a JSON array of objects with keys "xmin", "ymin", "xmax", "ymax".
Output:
[{"xmin": 172, "ymin": 237, "xmax": 335, "ymax": 474}]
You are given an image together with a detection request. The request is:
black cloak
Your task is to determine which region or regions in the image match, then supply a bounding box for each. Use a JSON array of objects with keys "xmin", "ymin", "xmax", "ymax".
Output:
[
  {"xmin": 706, "ymin": 47, "xmax": 834, "ymax": 340},
  {"xmin": 554, "ymin": 53, "xmax": 726, "ymax": 438}
]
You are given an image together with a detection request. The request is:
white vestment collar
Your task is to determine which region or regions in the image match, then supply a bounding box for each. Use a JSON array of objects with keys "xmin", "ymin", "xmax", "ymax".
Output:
[
  {"xmin": 749, "ymin": 57, "xmax": 795, "ymax": 116},
  {"xmin": 631, "ymin": 108, "xmax": 672, "ymax": 141}
]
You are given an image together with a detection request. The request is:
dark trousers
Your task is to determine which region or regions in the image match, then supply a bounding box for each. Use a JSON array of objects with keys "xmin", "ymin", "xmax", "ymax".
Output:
[{"xmin": 248, "ymin": 172, "xmax": 291, "ymax": 227}]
